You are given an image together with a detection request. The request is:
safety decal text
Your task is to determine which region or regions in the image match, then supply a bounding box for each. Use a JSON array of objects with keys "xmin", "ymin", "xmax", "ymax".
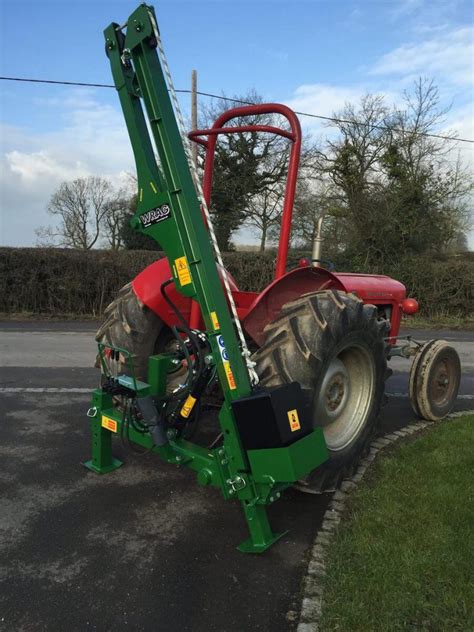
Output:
[
  {"xmin": 223, "ymin": 361, "xmax": 236, "ymax": 390},
  {"xmin": 217, "ymin": 335, "xmax": 237, "ymax": 390},
  {"xmin": 287, "ymin": 409, "xmax": 301, "ymax": 432},
  {"xmin": 139, "ymin": 204, "xmax": 171, "ymax": 228},
  {"xmin": 180, "ymin": 394, "xmax": 197, "ymax": 418},
  {"xmin": 175, "ymin": 256, "xmax": 192, "ymax": 286},
  {"xmin": 101, "ymin": 415, "xmax": 118, "ymax": 433},
  {"xmin": 210, "ymin": 311, "xmax": 220, "ymax": 331}
]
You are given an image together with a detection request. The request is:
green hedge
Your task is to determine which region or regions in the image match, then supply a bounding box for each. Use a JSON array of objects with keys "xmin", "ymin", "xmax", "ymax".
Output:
[
  {"xmin": 0, "ymin": 247, "xmax": 472, "ymax": 318},
  {"xmin": 0, "ymin": 248, "xmax": 159, "ymax": 316},
  {"xmin": 363, "ymin": 255, "xmax": 473, "ymax": 319}
]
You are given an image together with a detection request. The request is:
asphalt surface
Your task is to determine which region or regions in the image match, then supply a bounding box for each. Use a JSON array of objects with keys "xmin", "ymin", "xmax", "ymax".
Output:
[{"xmin": 0, "ymin": 322, "xmax": 472, "ymax": 632}]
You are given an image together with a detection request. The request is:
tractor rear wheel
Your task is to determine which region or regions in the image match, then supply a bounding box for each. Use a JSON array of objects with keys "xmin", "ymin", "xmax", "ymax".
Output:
[
  {"xmin": 95, "ymin": 282, "xmax": 172, "ymax": 380},
  {"xmin": 253, "ymin": 290, "xmax": 390, "ymax": 493}
]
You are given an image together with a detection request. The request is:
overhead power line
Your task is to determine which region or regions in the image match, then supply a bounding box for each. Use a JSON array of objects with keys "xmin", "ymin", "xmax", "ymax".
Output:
[
  {"xmin": 0, "ymin": 76, "xmax": 115, "ymax": 89},
  {"xmin": 1, "ymin": 75, "xmax": 473, "ymax": 145}
]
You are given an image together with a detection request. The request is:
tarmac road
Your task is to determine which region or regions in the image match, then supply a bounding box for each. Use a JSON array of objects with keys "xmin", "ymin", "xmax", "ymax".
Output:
[{"xmin": 0, "ymin": 322, "xmax": 472, "ymax": 632}]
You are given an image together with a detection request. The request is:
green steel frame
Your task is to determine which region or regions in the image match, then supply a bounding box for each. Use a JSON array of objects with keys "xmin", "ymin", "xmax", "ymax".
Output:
[{"xmin": 85, "ymin": 3, "xmax": 328, "ymax": 552}]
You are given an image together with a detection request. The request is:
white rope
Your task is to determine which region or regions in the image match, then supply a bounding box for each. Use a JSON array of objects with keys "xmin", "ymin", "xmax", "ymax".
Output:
[{"xmin": 148, "ymin": 11, "xmax": 259, "ymax": 386}]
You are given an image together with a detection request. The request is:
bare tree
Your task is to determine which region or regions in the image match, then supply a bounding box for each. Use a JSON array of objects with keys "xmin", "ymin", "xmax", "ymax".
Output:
[
  {"xmin": 291, "ymin": 178, "xmax": 348, "ymax": 254},
  {"xmin": 198, "ymin": 92, "xmax": 297, "ymax": 250},
  {"xmin": 315, "ymin": 94, "xmax": 391, "ymax": 251},
  {"xmin": 246, "ymin": 187, "xmax": 283, "ymax": 252},
  {"xmin": 389, "ymin": 78, "xmax": 454, "ymax": 179},
  {"xmin": 102, "ymin": 190, "xmax": 133, "ymax": 250},
  {"xmin": 379, "ymin": 80, "xmax": 472, "ymax": 258},
  {"xmin": 305, "ymin": 79, "xmax": 472, "ymax": 265},
  {"xmin": 36, "ymin": 176, "xmax": 112, "ymax": 249}
]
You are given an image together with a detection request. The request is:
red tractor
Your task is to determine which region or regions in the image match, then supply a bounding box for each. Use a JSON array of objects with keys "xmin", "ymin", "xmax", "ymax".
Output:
[{"xmin": 97, "ymin": 103, "xmax": 461, "ymax": 492}]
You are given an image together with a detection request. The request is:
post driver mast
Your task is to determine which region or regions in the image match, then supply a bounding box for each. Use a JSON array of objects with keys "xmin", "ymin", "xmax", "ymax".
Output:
[{"xmin": 85, "ymin": 3, "xmax": 328, "ymax": 552}]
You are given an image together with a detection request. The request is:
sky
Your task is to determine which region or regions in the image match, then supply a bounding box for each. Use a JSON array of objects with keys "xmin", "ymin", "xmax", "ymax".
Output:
[{"xmin": 0, "ymin": 0, "xmax": 473, "ymax": 248}]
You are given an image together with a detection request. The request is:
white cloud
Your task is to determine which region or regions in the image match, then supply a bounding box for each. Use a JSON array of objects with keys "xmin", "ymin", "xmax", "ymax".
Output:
[
  {"xmin": 387, "ymin": 0, "xmax": 461, "ymax": 26},
  {"xmin": 0, "ymin": 89, "xmax": 135, "ymax": 246},
  {"xmin": 444, "ymin": 102, "xmax": 474, "ymax": 144},
  {"xmin": 285, "ymin": 84, "xmax": 368, "ymax": 138},
  {"xmin": 285, "ymin": 83, "xmax": 404, "ymax": 140},
  {"xmin": 33, "ymin": 88, "xmax": 101, "ymax": 110},
  {"xmin": 6, "ymin": 150, "xmax": 87, "ymax": 181},
  {"xmin": 286, "ymin": 83, "xmax": 365, "ymax": 118},
  {"xmin": 369, "ymin": 27, "xmax": 474, "ymax": 88}
]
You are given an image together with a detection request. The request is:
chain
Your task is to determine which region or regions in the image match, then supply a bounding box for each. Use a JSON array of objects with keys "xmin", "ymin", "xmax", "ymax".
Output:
[{"xmin": 147, "ymin": 10, "xmax": 259, "ymax": 386}]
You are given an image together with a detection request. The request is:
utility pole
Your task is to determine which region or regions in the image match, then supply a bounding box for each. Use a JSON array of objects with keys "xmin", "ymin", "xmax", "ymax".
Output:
[{"xmin": 191, "ymin": 69, "xmax": 198, "ymax": 168}]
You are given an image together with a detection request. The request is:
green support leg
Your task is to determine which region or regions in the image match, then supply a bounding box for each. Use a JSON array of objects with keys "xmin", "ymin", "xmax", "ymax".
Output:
[
  {"xmin": 83, "ymin": 390, "xmax": 123, "ymax": 474},
  {"xmin": 237, "ymin": 502, "xmax": 287, "ymax": 554}
]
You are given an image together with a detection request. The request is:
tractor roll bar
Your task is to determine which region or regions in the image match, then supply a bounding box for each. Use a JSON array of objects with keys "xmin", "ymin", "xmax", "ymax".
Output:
[
  {"xmin": 188, "ymin": 103, "xmax": 302, "ymax": 280},
  {"xmin": 189, "ymin": 125, "xmax": 295, "ymax": 145}
]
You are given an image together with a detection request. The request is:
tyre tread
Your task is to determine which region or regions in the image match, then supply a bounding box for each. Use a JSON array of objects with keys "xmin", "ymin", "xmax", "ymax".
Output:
[{"xmin": 252, "ymin": 290, "xmax": 390, "ymax": 493}]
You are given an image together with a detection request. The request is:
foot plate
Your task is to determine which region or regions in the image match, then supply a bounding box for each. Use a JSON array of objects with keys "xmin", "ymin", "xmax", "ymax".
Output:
[
  {"xmin": 83, "ymin": 458, "xmax": 123, "ymax": 474},
  {"xmin": 237, "ymin": 530, "xmax": 288, "ymax": 554}
]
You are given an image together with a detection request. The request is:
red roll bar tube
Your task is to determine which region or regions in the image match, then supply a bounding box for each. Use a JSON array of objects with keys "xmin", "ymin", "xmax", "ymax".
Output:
[{"xmin": 188, "ymin": 103, "xmax": 302, "ymax": 280}]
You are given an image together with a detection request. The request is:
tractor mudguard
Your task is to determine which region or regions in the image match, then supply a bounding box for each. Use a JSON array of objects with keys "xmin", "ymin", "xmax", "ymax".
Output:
[
  {"xmin": 133, "ymin": 261, "xmax": 408, "ymax": 344},
  {"xmin": 132, "ymin": 258, "xmax": 240, "ymax": 329},
  {"xmin": 242, "ymin": 266, "xmax": 407, "ymax": 346},
  {"xmin": 243, "ymin": 267, "xmax": 344, "ymax": 346}
]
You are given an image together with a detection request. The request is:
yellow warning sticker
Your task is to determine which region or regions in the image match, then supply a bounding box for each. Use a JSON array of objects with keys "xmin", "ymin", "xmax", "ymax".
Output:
[
  {"xmin": 223, "ymin": 360, "xmax": 237, "ymax": 390},
  {"xmin": 287, "ymin": 409, "xmax": 301, "ymax": 432},
  {"xmin": 101, "ymin": 415, "xmax": 118, "ymax": 433},
  {"xmin": 175, "ymin": 256, "xmax": 192, "ymax": 286},
  {"xmin": 210, "ymin": 311, "xmax": 220, "ymax": 331},
  {"xmin": 180, "ymin": 394, "xmax": 197, "ymax": 419}
]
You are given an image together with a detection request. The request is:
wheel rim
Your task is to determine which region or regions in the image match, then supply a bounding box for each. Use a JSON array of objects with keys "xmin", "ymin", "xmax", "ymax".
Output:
[
  {"xmin": 314, "ymin": 344, "xmax": 375, "ymax": 452},
  {"xmin": 430, "ymin": 354, "xmax": 458, "ymax": 408}
]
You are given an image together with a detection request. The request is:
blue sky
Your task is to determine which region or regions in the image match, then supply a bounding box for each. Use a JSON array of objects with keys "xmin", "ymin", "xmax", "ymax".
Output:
[{"xmin": 1, "ymin": 0, "xmax": 473, "ymax": 247}]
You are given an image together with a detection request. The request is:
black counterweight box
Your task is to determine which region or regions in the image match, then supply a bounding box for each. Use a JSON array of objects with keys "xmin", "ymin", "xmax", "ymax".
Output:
[{"xmin": 231, "ymin": 381, "xmax": 312, "ymax": 450}]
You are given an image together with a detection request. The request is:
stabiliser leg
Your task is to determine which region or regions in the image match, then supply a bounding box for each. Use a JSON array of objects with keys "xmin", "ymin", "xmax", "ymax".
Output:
[
  {"xmin": 238, "ymin": 502, "xmax": 287, "ymax": 554},
  {"xmin": 83, "ymin": 389, "xmax": 123, "ymax": 474}
]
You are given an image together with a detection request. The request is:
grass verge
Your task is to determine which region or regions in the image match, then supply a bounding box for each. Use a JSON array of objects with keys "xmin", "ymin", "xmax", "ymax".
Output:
[
  {"xmin": 402, "ymin": 314, "xmax": 474, "ymax": 330},
  {"xmin": 320, "ymin": 415, "xmax": 474, "ymax": 632}
]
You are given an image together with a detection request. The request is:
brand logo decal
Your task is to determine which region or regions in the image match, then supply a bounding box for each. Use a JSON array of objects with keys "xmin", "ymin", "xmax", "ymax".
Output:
[{"xmin": 139, "ymin": 204, "xmax": 171, "ymax": 228}]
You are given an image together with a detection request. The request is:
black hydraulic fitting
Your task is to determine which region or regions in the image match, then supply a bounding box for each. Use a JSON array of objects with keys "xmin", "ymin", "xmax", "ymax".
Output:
[{"xmin": 136, "ymin": 395, "xmax": 168, "ymax": 446}]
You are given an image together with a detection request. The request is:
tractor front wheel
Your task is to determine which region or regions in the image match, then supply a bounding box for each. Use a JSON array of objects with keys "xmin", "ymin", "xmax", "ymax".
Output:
[
  {"xmin": 253, "ymin": 290, "xmax": 390, "ymax": 492},
  {"xmin": 408, "ymin": 339, "xmax": 461, "ymax": 420}
]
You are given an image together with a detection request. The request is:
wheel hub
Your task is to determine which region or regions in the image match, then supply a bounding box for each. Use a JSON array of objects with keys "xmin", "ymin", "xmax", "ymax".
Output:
[
  {"xmin": 314, "ymin": 345, "xmax": 375, "ymax": 452},
  {"xmin": 326, "ymin": 376, "xmax": 345, "ymax": 410},
  {"xmin": 320, "ymin": 359, "xmax": 349, "ymax": 418},
  {"xmin": 431, "ymin": 358, "xmax": 455, "ymax": 406}
]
